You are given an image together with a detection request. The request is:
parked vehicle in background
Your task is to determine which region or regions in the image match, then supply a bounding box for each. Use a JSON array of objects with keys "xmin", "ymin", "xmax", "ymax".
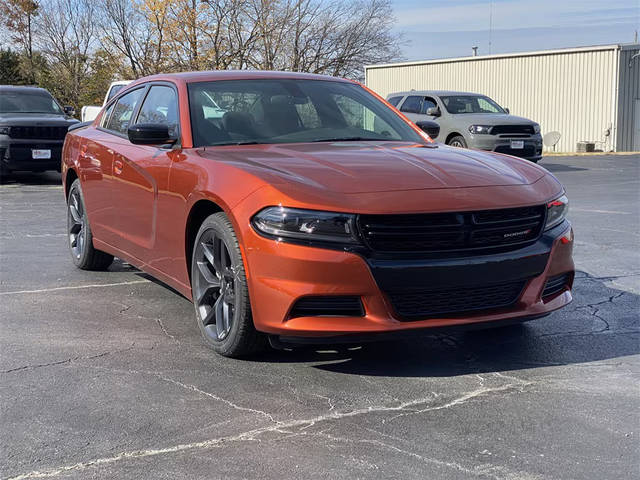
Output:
[
  {"xmin": 0, "ymin": 85, "xmax": 78, "ymax": 175},
  {"xmin": 81, "ymin": 80, "xmax": 132, "ymax": 122},
  {"xmin": 62, "ymin": 71, "xmax": 573, "ymax": 358},
  {"xmin": 387, "ymin": 90, "xmax": 543, "ymax": 162}
]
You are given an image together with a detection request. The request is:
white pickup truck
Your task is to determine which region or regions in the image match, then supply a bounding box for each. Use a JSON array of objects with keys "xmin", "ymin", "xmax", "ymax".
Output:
[{"xmin": 81, "ymin": 80, "xmax": 132, "ymax": 122}]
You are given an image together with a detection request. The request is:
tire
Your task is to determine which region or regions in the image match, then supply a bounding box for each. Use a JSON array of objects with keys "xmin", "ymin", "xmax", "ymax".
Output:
[
  {"xmin": 67, "ymin": 179, "xmax": 114, "ymax": 270},
  {"xmin": 190, "ymin": 212, "xmax": 265, "ymax": 357},
  {"xmin": 447, "ymin": 135, "xmax": 467, "ymax": 148}
]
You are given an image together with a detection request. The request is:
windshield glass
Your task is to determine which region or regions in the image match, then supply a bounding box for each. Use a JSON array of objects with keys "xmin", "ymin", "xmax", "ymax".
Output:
[
  {"xmin": 440, "ymin": 95, "xmax": 505, "ymax": 114},
  {"xmin": 0, "ymin": 91, "xmax": 63, "ymax": 114},
  {"xmin": 106, "ymin": 84, "xmax": 127, "ymax": 102},
  {"xmin": 188, "ymin": 79, "xmax": 424, "ymax": 147}
]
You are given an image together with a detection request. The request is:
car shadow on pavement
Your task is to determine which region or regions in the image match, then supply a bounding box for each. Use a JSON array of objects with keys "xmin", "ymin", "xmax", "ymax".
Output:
[
  {"xmin": 254, "ymin": 272, "xmax": 639, "ymax": 377},
  {"xmin": 0, "ymin": 171, "xmax": 62, "ymax": 185},
  {"xmin": 538, "ymin": 161, "xmax": 589, "ymax": 172}
]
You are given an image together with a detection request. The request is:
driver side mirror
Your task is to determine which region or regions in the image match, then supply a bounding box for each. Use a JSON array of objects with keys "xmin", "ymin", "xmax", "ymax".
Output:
[
  {"xmin": 415, "ymin": 120, "xmax": 440, "ymax": 139},
  {"xmin": 426, "ymin": 106, "xmax": 441, "ymax": 117},
  {"xmin": 63, "ymin": 105, "xmax": 76, "ymax": 116},
  {"xmin": 128, "ymin": 123, "xmax": 177, "ymax": 146},
  {"xmin": 505, "ymin": 107, "xmax": 510, "ymax": 114}
]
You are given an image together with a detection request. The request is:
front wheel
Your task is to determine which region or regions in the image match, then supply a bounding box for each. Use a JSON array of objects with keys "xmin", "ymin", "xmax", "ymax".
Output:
[
  {"xmin": 191, "ymin": 212, "xmax": 265, "ymax": 357},
  {"xmin": 447, "ymin": 135, "xmax": 467, "ymax": 148},
  {"xmin": 67, "ymin": 179, "xmax": 114, "ymax": 270}
]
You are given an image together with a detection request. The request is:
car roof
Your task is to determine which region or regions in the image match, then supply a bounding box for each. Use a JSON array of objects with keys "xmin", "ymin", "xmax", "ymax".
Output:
[
  {"xmin": 128, "ymin": 70, "xmax": 355, "ymax": 87},
  {"xmin": 388, "ymin": 90, "xmax": 485, "ymax": 98},
  {"xmin": 0, "ymin": 85, "xmax": 51, "ymax": 94}
]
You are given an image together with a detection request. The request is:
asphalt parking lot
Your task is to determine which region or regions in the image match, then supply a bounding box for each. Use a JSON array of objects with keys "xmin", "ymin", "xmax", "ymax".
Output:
[{"xmin": 1, "ymin": 154, "xmax": 638, "ymax": 480}]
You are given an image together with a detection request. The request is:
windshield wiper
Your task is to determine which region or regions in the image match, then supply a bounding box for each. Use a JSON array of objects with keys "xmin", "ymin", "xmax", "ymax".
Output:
[
  {"xmin": 208, "ymin": 141, "xmax": 267, "ymax": 147},
  {"xmin": 311, "ymin": 137, "xmax": 395, "ymax": 142}
]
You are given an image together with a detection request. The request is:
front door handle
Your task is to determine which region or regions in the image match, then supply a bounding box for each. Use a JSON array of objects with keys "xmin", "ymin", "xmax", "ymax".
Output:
[{"xmin": 114, "ymin": 159, "xmax": 123, "ymax": 175}]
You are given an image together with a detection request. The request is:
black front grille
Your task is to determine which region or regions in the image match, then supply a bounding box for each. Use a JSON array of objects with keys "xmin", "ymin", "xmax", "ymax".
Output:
[
  {"xmin": 389, "ymin": 281, "xmax": 526, "ymax": 320},
  {"xmin": 542, "ymin": 273, "xmax": 571, "ymax": 299},
  {"xmin": 358, "ymin": 205, "xmax": 546, "ymax": 254},
  {"xmin": 491, "ymin": 125, "xmax": 535, "ymax": 135},
  {"xmin": 494, "ymin": 145, "xmax": 537, "ymax": 158},
  {"xmin": 289, "ymin": 296, "xmax": 364, "ymax": 318},
  {"xmin": 9, "ymin": 126, "xmax": 68, "ymax": 140}
]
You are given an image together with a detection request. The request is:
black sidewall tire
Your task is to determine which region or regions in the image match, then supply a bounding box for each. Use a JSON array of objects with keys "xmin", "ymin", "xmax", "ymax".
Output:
[
  {"xmin": 191, "ymin": 212, "xmax": 264, "ymax": 357},
  {"xmin": 67, "ymin": 179, "xmax": 113, "ymax": 270},
  {"xmin": 448, "ymin": 135, "xmax": 467, "ymax": 148}
]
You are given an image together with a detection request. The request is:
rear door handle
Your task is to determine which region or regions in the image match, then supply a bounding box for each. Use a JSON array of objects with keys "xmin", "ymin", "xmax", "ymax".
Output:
[{"xmin": 114, "ymin": 159, "xmax": 123, "ymax": 175}]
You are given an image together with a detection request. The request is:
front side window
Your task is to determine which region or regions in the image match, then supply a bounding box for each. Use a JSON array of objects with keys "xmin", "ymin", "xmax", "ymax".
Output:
[
  {"xmin": 0, "ymin": 90, "xmax": 63, "ymax": 114},
  {"xmin": 106, "ymin": 88, "xmax": 144, "ymax": 135},
  {"xmin": 136, "ymin": 85, "xmax": 179, "ymax": 137},
  {"xmin": 440, "ymin": 95, "xmax": 506, "ymax": 114},
  {"xmin": 420, "ymin": 97, "xmax": 437, "ymax": 114},
  {"xmin": 188, "ymin": 79, "xmax": 424, "ymax": 147}
]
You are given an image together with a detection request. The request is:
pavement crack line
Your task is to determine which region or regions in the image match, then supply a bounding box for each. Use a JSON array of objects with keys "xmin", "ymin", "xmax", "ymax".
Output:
[
  {"xmin": 0, "ymin": 280, "xmax": 150, "ymax": 296},
  {"xmin": 1, "ymin": 344, "xmax": 136, "ymax": 374},
  {"xmin": 5, "ymin": 376, "xmax": 532, "ymax": 479}
]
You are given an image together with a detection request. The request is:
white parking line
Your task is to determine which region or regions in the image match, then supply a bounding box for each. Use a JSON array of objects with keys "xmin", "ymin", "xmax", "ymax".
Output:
[
  {"xmin": 0, "ymin": 280, "xmax": 150, "ymax": 296},
  {"xmin": 572, "ymin": 208, "xmax": 633, "ymax": 215}
]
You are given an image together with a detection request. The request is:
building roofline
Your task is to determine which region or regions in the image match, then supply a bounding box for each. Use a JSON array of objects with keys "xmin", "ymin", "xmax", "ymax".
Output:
[{"xmin": 365, "ymin": 43, "xmax": 640, "ymax": 71}]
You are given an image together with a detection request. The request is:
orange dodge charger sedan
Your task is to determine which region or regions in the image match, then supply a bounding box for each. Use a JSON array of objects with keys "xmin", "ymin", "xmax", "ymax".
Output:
[{"xmin": 62, "ymin": 71, "xmax": 574, "ymax": 357}]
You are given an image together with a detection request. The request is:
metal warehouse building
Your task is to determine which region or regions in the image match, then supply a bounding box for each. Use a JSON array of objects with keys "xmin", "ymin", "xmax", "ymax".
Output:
[{"xmin": 365, "ymin": 44, "xmax": 640, "ymax": 153}]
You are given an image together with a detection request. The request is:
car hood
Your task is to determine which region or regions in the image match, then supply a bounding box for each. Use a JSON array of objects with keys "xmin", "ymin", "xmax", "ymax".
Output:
[
  {"xmin": 449, "ymin": 113, "xmax": 536, "ymax": 125},
  {"xmin": 0, "ymin": 113, "xmax": 78, "ymax": 125},
  {"xmin": 198, "ymin": 141, "xmax": 546, "ymax": 194}
]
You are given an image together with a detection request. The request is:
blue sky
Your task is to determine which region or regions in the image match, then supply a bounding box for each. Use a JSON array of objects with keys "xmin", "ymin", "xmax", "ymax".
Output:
[{"xmin": 392, "ymin": 0, "xmax": 640, "ymax": 61}]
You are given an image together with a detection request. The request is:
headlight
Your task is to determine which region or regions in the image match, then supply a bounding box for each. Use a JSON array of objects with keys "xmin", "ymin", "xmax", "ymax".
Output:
[
  {"xmin": 468, "ymin": 125, "xmax": 492, "ymax": 134},
  {"xmin": 533, "ymin": 123, "xmax": 541, "ymax": 134},
  {"xmin": 545, "ymin": 194, "xmax": 569, "ymax": 230},
  {"xmin": 0, "ymin": 126, "xmax": 9, "ymax": 135},
  {"xmin": 252, "ymin": 206, "xmax": 361, "ymax": 245}
]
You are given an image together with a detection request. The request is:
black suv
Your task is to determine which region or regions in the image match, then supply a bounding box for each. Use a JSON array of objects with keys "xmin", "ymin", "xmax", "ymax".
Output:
[{"xmin": 0, "ymin": 86, "xmax": 78, "ymax": 175}]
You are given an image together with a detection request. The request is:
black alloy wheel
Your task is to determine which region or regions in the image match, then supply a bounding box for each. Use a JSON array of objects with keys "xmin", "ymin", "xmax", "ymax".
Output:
[{"xmin": 191, "ymin": 212, "xmax": 264, "ymax": 357}]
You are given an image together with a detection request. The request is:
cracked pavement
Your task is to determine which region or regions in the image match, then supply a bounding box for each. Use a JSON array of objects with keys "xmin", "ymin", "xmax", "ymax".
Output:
[{"xmin": 1, "ymin": 154, "xmax": 639, "ymax": 479}]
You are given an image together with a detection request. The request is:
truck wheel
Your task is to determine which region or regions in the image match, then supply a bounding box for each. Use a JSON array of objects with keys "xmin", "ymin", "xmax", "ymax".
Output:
[{"xmin": 447, "ymin": 135, "xmax": 467, "ymax": 148}]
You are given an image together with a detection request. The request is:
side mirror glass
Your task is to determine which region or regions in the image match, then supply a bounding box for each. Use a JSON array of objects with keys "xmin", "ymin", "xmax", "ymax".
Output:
[
  {"xmin": 415, "ymin": 120, "xmax": 440, "ymax": 139},
  {"xmin": 128, "ymin": 123, "xmax": 176, "ymax": 145},
  {"xmin": 426, "ymin": 106, "xmax": 440, "ymax": 117},
  {"xmin": 64, "ymin": 105, "xmax": 76, "ymax": 116}
]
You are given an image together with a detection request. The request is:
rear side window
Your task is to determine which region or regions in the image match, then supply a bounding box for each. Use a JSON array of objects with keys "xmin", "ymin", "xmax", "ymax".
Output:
[
  {"xmin": 106, "ymin": 88, "xmax": 144, "ymax": 135},
  {"xmin": 387, "ymin": 96, "xmax": 403, "ymax": 107},
  {"xmin": 136, "ymin": 85, "xmax": 179, "ymax": 137},
  {"xmin": 399, "ymin": 95, "xmax": 422, "ymax": 114}
]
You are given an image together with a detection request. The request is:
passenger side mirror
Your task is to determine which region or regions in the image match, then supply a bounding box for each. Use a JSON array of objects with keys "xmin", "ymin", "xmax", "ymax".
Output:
[
  {"xmin": 415, "ymin": 120, "xmax": 440, "ymax": 139},
  {"xmin": 64, "ymin": 105, "xmax": 76, "ymax": 116},
  {"xmin": 426, "ymin": 106, "xmax": 440, "ymax": 117},
  {"xmin": 128, "ymin": 123, "xmax": 177, "ymax": 145},
  {"xmin": 504, "ymin": 107, "xmax": 510, "ymax": 114}
]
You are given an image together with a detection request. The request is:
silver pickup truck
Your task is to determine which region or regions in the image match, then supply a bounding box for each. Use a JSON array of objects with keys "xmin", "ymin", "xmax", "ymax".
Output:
[{"xmin": 387, "ymin": 90, "xmax": 543, "ymax": 162}]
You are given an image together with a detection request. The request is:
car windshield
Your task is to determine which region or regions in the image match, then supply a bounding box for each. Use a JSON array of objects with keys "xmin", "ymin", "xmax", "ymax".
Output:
[
  {"xmin": 440, "ymin": 95, "xmax": 506, "ymax": 114},
  {"xmin": 188, "ymin": 79, "xmax": 424, "ymax": 147},
  {"xmin": 0, "ymin": 91, "xmax": 63, "ymax": 114}
]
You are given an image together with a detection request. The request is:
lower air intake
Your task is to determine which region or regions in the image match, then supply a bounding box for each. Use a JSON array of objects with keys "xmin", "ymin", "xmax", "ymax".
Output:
[
  {"xmin": 289, "ymin": 296, "xmax": 364, "ymax": 318},
  {"xmin": 542, "ymin": 273, "xmax": 572, "ymax": 299}
]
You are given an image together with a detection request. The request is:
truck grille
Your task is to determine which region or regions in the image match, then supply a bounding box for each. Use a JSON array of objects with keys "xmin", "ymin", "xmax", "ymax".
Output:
[
  {"xmin": 491, "ymin": 125, "xmax": 535, "ymax": 135},
  {"xmin": 358, "ymin": 205, "xmax": 546, "ymax": 253},
  {"xmin": 9, "ymin": 126, "xmax": 68, "ymax": 140},
  {"xmin": 388, "ymin": 281, "xmax": 526, "ymax": 320}
]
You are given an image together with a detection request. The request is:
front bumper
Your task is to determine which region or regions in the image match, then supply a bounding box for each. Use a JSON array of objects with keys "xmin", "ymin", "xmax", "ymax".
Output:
[
  {"xmin": 242, "ymin": 220, "xmax": 574, "ymax": 340},
  {"xmin": 0, "ymin": 137, "xmax": 64, "ymax": 171},
  {"xmin": 468, "ymin": 134, "xmax": 543, "ymax": 161}
]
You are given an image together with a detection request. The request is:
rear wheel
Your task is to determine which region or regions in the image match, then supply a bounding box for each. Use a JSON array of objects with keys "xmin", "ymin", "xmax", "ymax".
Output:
[
  {"xmin": 191, "ymin": 212, "xmax": 265, "ymax": 357},
  {"xmin": 67, "ymin": 179, "xmax": 114, "ymax": 270},
  {"xmin": 447, "ymin": 135, "xmax": 467, "ymax": 148}
]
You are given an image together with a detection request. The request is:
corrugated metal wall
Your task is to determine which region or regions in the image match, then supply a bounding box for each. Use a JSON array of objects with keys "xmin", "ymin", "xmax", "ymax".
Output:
[
  {"xmin": 616, "ymin": 46, "xmax": 640, "ymax": 151},
  {"xmin": 365, "ymin": 46, "xmax": 626, "ymax": 152}
]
